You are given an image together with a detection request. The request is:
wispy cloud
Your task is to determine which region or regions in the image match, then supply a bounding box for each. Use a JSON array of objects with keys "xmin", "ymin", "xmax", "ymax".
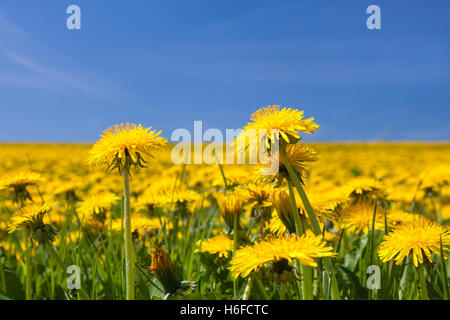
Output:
[
  {"xmin": 0, "ymin": 10, "xmax": 112, "ymax": 98},
  {"xmin": 0, "ymin": 10, "xmax": 29, "ymax": 37},
  {"xmin": 1, "ymin": 50, "xmax": 105, "ymax": 96}
]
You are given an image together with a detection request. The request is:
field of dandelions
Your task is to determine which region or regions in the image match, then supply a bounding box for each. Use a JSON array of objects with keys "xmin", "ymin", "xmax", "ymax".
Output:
[{"xmin": 0, "ymin": 106, "xmax": 449, "ymax": 300}]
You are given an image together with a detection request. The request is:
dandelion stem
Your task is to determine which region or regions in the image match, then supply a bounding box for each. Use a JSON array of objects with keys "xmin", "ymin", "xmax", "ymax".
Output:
[
  {"xmin": 242, "ymin": 277, "xmax": 253, "ymax": 300},
  {"xmin": 216, "ymin": 156, "xmax": 228, "ymax": 193},
  {"xmin": 399, "ymin": 259, "xmax": 409, "ymax": 300},
  {"xmin": 233, "ymin": 213, "xmax": 239, "ymax": 299},
  {"xmin": 280, "ymin": 150, "xmax": 340, "ymax": 300},
  {"xmin": 279, "ymin": 282, "xmax": 286, "ymax": 300},
  {"xmin": 418, "ymin": 264, "xmax": 429, "ymax": 300},
  {"xmin": 437, "ymin": 190, "xmax": 442, "ymax": 224},
  {"xmin": 24, "ymin": 229, "xmax": 32, "ymax": 300},
  {"xmin": 253, "ymin": 274, "xmax": 269, "ymax": 300},
  {"xmin": 287, "ymin": 180, "xmax": 312, "ymax": 300},
  {"xmin": 0, "ymin": 258, "xmax": 6, "ymax": 294},
  {"xmin": 123, "ymin": 164, "xmax": 135, "ymax": 300}
]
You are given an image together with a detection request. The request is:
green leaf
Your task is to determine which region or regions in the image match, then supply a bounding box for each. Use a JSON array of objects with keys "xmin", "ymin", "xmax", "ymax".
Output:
[
  {"xmin": 0, "ymin": 291, "xmax": 11, "ymax": 300},
  {"xmin": 338, "ymin": 266, "xmax": 369, "ymax": 299},
  {"xmin": 439, "ymin": 236, "xmax": 449, "ymax": 300},
  {"xmin": 53, "ymin": 284, "xmax": 70, "ymax": 300},
  {"xmin": 3, "ymin": 269, "xmax": 25, "ymax": 300}
]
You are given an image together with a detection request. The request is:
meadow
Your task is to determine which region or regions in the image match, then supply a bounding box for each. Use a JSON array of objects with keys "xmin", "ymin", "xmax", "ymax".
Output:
[{"xmin": 0, "ymin": 117, "xmax": 449, "ymax": 300}]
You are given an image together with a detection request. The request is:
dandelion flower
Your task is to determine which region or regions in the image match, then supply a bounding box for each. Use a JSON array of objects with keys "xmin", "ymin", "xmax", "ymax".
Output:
[
  {"xmin": 111, "ymin": 213, "xmax": 169, "ymax": 234},
  {"xmin": 338, "ymin": 202, "xmax": 384, "ymax": 234},
  {"xmin": 342, "ymin": 177, "xmax": 387, "ymax": 203},
  {"xmin": 386, "ymin": 209, "xmax": 421, "ymax": 226},
  {"xmin": 237, "ymin": 182, "xmax": 274, "ymax": 208},
  {"xmin": 240, "ymin": 105, "xmax": 319, "ymax": 146},
  {"xmin": 421, "ymin": 164, "xmax": 450, "ymax": 193},
  {"xmin": 53, "ymin": 180, "xmax": 82, "ymax": 202},
  {"xmin": 0, "ymin": 171, "xmax": 44, "ymax": 203},
  {"xmin": 88, "ymin": 122, "xmax": 167, "ymax": 300},
  {"xmin": 378, "ymin": 218, "xmax": 450, "ymax": 267},
  {"xmin": 77, "ymin": 192, "xmax": 119, "ymax": 222},
  {"xmin": 88, "ymin": 123, "xmax": 168, "ymax": 172},
  {"xmin": 280, "ymin": 144, "xmax": 319, "ymax": 176},
  {"xmin": 229, "ymin": 231, "xmax": 336, "ymax": 278},
  {"xmin": 196, "ymin": 234, "xmax": 234, "ymax": 258},
  {"xmin": 8, "ymin": 201, "xmax": 57, "ymax": 245}
]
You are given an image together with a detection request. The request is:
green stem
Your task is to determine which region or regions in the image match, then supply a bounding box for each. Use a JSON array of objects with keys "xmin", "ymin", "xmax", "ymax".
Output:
[
  {"xmin": 123, "ymin": 164, "xmax": 135, "ymax": 300},
  {"xmin": 439, "ymin": 235, "xmax": 449, "ymax": 300},
  {"xmin": 399, "ymin": 259, "xmax": 410, "ymax": 300},
  {"xmin": 437, "ymin": 191, "xmax": 442, "ymax": 224},
  {"xmin": 233, "ymin": 213, "xmax": 239, "ymax": 299},
  {"xmin": 301, "ymin": 266, "xmax": 313, "ymax": 300},
  {"xmin": 24, "ymin": 229, "xmax": 32, "ymax": 300},
  {"xmin": 0, "ymin": 258, "xmax": 6, "ymax": 294},
  {"xmin": 216, "ymin": 154, "xmax": 228, "ymax": 193},
  {"xmin": 45, "ymin": 243, "xmax": 65, "ymax": 271},
  {"xmin": 253, "ymin": 274, "xmax": 269, "ymax": 300},
  {"xmin": 280, "ymin": 150, "xmax": 340, "ymax": 300},
  {"xmin": 368, "ymin": 201, "xmax": 377, "ymax": 300},
  {"xmin": 242, "ymin": 277, "xmax": 253, "ymax": 300},
  {"xmin": 286, "ymin": 180, "xmax": 303, "ymax": 236},
  {"xmin": 418, "ymin": 264, "xmax": 429, "ymax": 300},
  {"xmin": 279, "ymin": 282, "xmax": 286, "ymax": 300},
  {"xmin": 287, "ymin": 180, "xmax": 313, "ymax": 300}
]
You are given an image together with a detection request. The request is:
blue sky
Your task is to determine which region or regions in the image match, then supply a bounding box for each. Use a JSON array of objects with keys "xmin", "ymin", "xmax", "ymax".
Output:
[{"xmin": 0, "ymin": 0, "xmax": 449, "ymax": 142}]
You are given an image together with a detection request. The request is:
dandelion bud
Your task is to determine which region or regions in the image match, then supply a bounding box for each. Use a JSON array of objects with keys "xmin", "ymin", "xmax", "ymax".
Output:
[
  {"xmin": 141, "ymin": 245, "xmax": 181, "ymax": 295},
  {"xmin": 271, "ymin": 188, "xmax": 297, "ymax": 234},
  {"xmin": 216, "ymin": 192, "xmax": 243, "ymax": 231}
]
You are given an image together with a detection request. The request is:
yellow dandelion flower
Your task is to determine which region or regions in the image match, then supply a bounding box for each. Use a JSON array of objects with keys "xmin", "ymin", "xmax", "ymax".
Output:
[
  {"xmin": 8, "ymin": 201, "xmax": 57, "ymax": 245},
  {"xmin": 236, "ymin": 182, "xmax": 274, "ymax": 208},
  {"xmin": 240, "ymin": 104, "xmax": 319, "ymax": 146},
  {"xmin": 229, "ymin": 231, "xmax": 336, "ymax": 278},
  {"xmin": 338, "ymin": 202, "xmax": 385, "ymax": 234},
  {"xmin": 267, "ymin": 213, "xmax": 287, "ymax": 235},
  {"xmin": 111, "ymin": 213, "xmax": 169, "ymax": 233},
  {"xmin": 53, "ymin": 180, "xmax": 83, "ymax": 201},
  {"xmin": 421, "ymin": 164, "xmax": 450, "ymax": 193},
  {"xmin": 158, "ymin": 186, "xmax": 200, "ymax": 207},
  {"xmin": 77, "ymin": 192, "xmax": 119, "ymax": 222},
  {"xmin": 0, "ymin": 171, "xmax": 44, "ymax": 203},
  {"xmin": 88, "ymin": 123, "xmax": 168, "ymax": 172},
  {"xmin": 136, "ymin": 190, "xmax": 161, "ymax": 213},
  {"xmin": 441, "ymin": 204, "xmax": 450, "ymax": 221},
  {"xmin": 386, "ymin": 209, "xmax": 421, "ymax": 226},
  {"xmin": 342, "ymin": 177, "xmax": 387, "ymax": 203},
  {"xmin": 267, "ymin": 214, "xmax": 339, "ymax": 242},
  {"xmin": 279, "ymin": 143, "xmax": 319, "ymax": 177},
  {"xmin": 378, "ymin": 218, "xmax": 450, "ymax": 267},
  {"xmin": 196, "ymin": 234, "xmax": 234, "ymax": 258}
]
